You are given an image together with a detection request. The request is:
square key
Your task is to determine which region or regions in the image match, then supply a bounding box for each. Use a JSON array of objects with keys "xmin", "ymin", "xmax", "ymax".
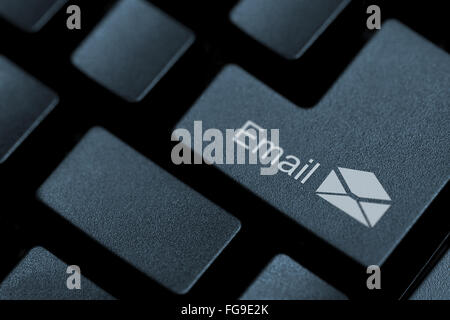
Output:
[
  {"xmin": 0, "ymin": 56, "xmax": 58, "ymax": 163},
  {"xmin": 72, "ymin": 0, "xmax": 195, "ymax": 102},
  {"xmin": 37, "ymin": 127, "xmax": 240, "ymax": 294},
  {"xmin": 0, "ymin": 0, "xmax": 68, "ymax": 32}
]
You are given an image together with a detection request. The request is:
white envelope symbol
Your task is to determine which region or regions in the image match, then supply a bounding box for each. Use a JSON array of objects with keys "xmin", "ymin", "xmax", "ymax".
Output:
[{"xmin": 316, "ymin": 168, "xmax": 391, "ymax": 227}]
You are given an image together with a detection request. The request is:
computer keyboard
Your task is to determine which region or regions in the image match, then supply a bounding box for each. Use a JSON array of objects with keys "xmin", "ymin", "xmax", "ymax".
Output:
[{"xmin": 0, "ymin": 0, "xmax": 448, "ymax": 303}]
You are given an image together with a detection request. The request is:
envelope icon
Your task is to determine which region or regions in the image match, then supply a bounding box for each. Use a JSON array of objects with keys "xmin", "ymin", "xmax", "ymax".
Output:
[{"xmin": 316, "ymin": 167, "xmax": 391, "ymax": 227}]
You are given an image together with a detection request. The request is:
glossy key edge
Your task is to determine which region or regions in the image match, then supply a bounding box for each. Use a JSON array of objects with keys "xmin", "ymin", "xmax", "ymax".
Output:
[
  {"xmin": 0, "ymin": 0, "xmax": 68, "ymax": 33},
  {"xmin": 0, "ymin": 56, "xmax": 59, "ymax": 164}
]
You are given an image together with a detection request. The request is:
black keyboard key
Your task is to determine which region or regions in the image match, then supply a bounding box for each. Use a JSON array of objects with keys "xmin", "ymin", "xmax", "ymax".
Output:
[
  {"xmin": 230, "ymin": 0, "xmax": 350, "ymax": 59},
  {"xmin": 240, "ymin": 255, "xmax": 346, "ymax": 300},
  {"xmin": 0, "ymin": 0, "xmax": 68, "ymax": 32},
  {"xmin": 37, "ymin": 127, "xmax": 240, "ymax": 294},
  {"xmin": 0, "ymin": 56, "xmax": 58, "ymax": 164},
  {"xmin": 175, "ymin": 21, "xmax": 450, "ymax": 266},
  {"xmin": 72, "ymin": 0, "xmax": 195, "ymax": 102},
  {"xmin": 0, "ymin": 247, "xmax": 113, "ymax": 300},
  {"xmin": 410, "ymin": 249, "xmax": 450, "ymax": 300}
]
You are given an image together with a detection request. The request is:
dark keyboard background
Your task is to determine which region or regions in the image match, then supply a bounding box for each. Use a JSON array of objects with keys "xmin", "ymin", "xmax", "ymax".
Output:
[{"xmin": 0, "ymin": 0, "xmax": 448, "ymax": 300}]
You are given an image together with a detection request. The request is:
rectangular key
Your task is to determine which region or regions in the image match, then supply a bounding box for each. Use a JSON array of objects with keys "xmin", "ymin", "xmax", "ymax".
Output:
[
  {"xmin": 240, "ymin": 254, "xmax": 346, "ymax": 300},
  {"xmin": 0, "ymin": 247, "xmax": 113, "ymax": 300},
  {"xmin": 0, "ymin": 0, "xmax": 68, "ymax": 32},
  {"xmin": 72, "ymin": 0, "xmax": 194, "ymax": 102},
  {"xmin": 230, "ymin": 0, "xmax": 350, "ymax": 59},
  {"xmin": 410, "ymin": 249, "xmax": 450, "ymax": 300},
  {"xmin": 37, "ymin": 127, "xmax": 240, "ymax": 294},
  {"xmin": 174, "ymin": 20, "xmax": 450, "ymax": 266},
  {"xmin": 0, "ymin": 56, "xmax": 58, "ymax": 164}
]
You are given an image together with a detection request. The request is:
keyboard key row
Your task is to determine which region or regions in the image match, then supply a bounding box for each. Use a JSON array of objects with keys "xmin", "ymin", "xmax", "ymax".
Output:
[
  {"xmin": 3, "ymin": 246, "xmax": 445, "ymax": 299},
  {"xmin": 0, "ymin": 0, "xmax": 352, "ymax": 104},
  {"xmin": 1, "ymin": 247, "xmax": 348, "ymax": 300}
]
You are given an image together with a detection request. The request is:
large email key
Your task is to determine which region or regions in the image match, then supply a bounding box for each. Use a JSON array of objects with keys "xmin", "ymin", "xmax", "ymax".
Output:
[{"xmin": 175, "ymin": 21, "xmax": 450, "ymax": 266}]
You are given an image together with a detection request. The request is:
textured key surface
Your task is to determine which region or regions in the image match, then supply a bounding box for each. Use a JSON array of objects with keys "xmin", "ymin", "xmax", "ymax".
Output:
[
  {"xmin": 72, "ymin": 0, "xmax": 194, "ymax": 102},
  {"xmin": 0, "ymin": 0, "xmax": 67, "ymax": 32},
  {"xmin": 175, "ymin": 21, "xmax": 450, "ymax": 265},
  {"xmin": 37, "ymin": 127, "xmax": 240, "ymax": 294},
  {"xmin": 0, "ymin": 56, "xmax": 58, "ymax": 163},
  {"xmin": 410, "ymin": 249, "xmax": 450, "ymax": 300},
  {"xmin": 230, "ymin": 0, "xmax": 350, "ymax": 59},
  {"xmin": 0, "ymin": 247, "xmax": 113, "ymax": 300},
  {"xmin": 241, "ymin": 255, "xmax": 346, "ymax": 300}
]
